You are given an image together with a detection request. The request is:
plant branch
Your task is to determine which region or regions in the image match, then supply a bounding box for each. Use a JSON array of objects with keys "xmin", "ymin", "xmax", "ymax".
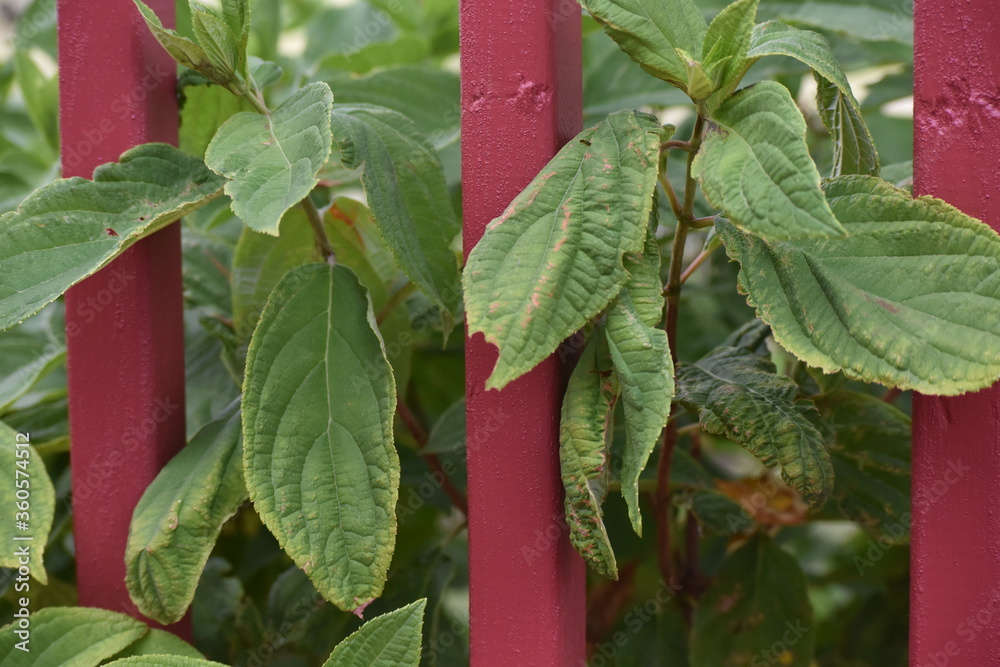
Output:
[
  {"xmin": 396, "ymin": 397, "xmax": 469, "ymax": 517},
  {"xmin": 655, "ymin": 112, "xmax": 708, "ymax": 591},
  {"xmin": 376, "ymin": 282, "xmax": 418, "ymax": 325},
  {"xmin": 659, "ymin": 171, "xmax": 684, "ymax": 223},
  {"xmin": 300, "ymin": 197, "xmax": 337, "ymax": 263},
  {"xmin": 661, "ymin": 139, "xmax": 692, "ymax": 152},
  {"xmin": 679, "ymin": 239, "xmax": 722, "ymax": 286}
]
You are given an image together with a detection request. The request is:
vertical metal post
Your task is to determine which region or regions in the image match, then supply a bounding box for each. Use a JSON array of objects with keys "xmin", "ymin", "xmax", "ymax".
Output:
[
  {"xmin": 58, "ymin": 0, "xmax": 188, "ymax": 632},
  {"xmin": 460, "ymin": 0, "xmax": 586, "ymax": 663},
  {"xmin": 912, "ymin": 0, "xmax": 1000, "ymax": 662}
]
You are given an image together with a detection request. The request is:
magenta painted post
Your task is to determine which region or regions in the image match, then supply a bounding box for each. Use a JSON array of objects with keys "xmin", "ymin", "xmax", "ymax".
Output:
[
  {"xmin": 460, "ymin": 0, "xmax": 586, "ymax": 663},
  {"xmin": 58, "ymin": 0, "xmax": 189, "ymax": 632},
  {"xmin": 912, "ymin": 0, "xmax": 1000, "ymax": 663}
]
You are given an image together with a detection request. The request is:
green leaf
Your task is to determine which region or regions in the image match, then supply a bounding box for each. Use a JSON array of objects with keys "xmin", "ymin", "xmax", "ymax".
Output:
[
  {"xmin": 464, "ymin": 109, "xmax": 662, "ymax": 390},
  {"xmin": 0, "ymin": 420, "xmax": 55, "ymax": 583},
  {"xmin": 691, "ymin": 534, "xmax": 815, "ymax": 666},
  {"xmin": 702, "ymin": 0, "xmax": 758, "ymax": 102},
  {"xmin": 179, "ymin": 83, "xmax": 255, "ymax": 158},
  {"xmin": 190, "ymin": 4, "xmax": 246, "ymax": 84},
  {"xmin": 694, "ymin": 81, "xmax": 846, "ymax": 240},
  {"xmin": 559, "ymin": 332, "xmax": 619, "ymax": 579},
  {"xmin": 0, "ymin": 325, "xmax": 65, "ymax": 413},
  {"xmin": 134, "ymin": 0, "xmax": 237, "ymax": 91},
  {"xmin": 205, "ymin": 82, "xmax": 333, "ymax": 235},
  {"xmin": 125, "ymin": 409, "xmax": 246, "ymax": 624},
  {"xmin": 717, "ymin": 175, "xmax": 1000, "ymax": 395},
  {"xmin": 0, "ymin": 144, "xmax": 224, "ymax": 330},
  {"xmin": 606, "ymin": 290, "xmax": 673, "ymax": 534},
  {"xmin": 621, "ymin": 205, "xmax": 664, "ymax": 328},
  {"xmin": 329, "ymin": 104, "xmax": 461, "ymax": 316},
  {"xmin": 0, "ymin": 607, "xmax": 148, "ymax": 666},
  {"xmin": 108, "ymin": 630, "xmax": 206, "ymax": 661},
  {"xmin": 243, "ymin": 264, "xmax": 399, "ymax": 611},
  {"xmin": 676, "ymin": 344, "xmax": 834, "ymax": 508},
  {"xmin": 580, "ymin": 0, "xmax": 707, "ymax": 89},
  {"xmin": 760, "ymin": 2, "xmax": 913, "ymax": 45},
  {"xmin": 14, "ymin": 49, "xmax": 59, "ymax": 153},
  {"xmin": 106, "ymin": 658, "xmax": 226, "ymax": 667},
  {"xmin": 747, "ymin": 21, "xmax": 878, "ymax": 176},
  {"xmin": 323, "ymin": 599, "xmax": 426, "ymax": 667},
  {"xmin": 817, "ymin": 391, "xmax": 910, "ymax": 541}
]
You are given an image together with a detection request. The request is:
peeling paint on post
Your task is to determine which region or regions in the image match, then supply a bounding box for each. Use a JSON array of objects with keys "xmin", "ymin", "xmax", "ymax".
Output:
[
  {"xmin": 460, "ymin": 0, "xmax": 586, "ymax": 663},
  {"xmin": 912, "ymin": 0, "xmax": 1000, "ymax": 663},
  {"xmin": 58, "ymin": 0, "xmax": 189, "ymax": 635}
]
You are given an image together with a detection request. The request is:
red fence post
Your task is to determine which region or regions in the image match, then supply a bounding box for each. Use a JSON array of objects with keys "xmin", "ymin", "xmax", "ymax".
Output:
[
  {"xmin": 58, "ymin": 0, "xmax": 189, "ymax": 632},
  {"xmin": 460, "ymin": 0, "xmax": 586, "ymax": 664},
  {"xmin": 912, "ymin": 0, "xmax": 1000, "ymax": 662}
]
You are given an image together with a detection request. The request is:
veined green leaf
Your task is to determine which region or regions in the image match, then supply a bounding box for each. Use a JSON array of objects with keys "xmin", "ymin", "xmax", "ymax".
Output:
[
  {"xmin": 0, "ymin": 326, "xmax": 65, "ymax": 413},
  {"xmin": 125, "ymin": 409, "xmax": 246, "ymax": 624},
  {"xmin": 0, "ymin": 420, "xmax": 55, "ymax": 583},
  {"xmin": 323, "ymin": 599, "xmax": 426, "ymax": 667},
  {"xmin": 107, "ymin": 658, "xmax": 226, "ymax": 667},
  {"xmin": 606, "ymin": 290, "xmax": 673, "ymax": 534},
  {"xmin": 329, "ymin": 104, "xmax": 461, "ymax": 317},
  {"xmin": 718, "ymin": 175, "xmax": 1000, "ymax": 395},
  {"xmin": 464, "ymin": 109, "xmax": 662, "ymax": 390},
  {"xmin": 676, "ymin": 344, "xmax": 834, "ymax": 508},
  {"xmin": 748, "ymin": 21, "xmax": 878, "ymax": 176},
  {"xmin": 0, "ymin": 607, "xmax": 148, "ymax": 666},
  {"xmin": 760, "ymin": 2, "xmax": 913, "ymax": 45},
  {"xmin": 621, "ymin": 205, "xmax": 664, "ymax": 328},
  {"xmin": 694, "ymin": 81, "xmax": 846, "ymax": 240},
  {"xmin": 817, "ymin": 391, "xmax": 910, "ymax": 541},
  {"xmin": 205, "ymin": 82, "xmax": 333, "ymax": 235},
  {"xmin": 108, "ymin": 629, "xmax": 206, "ymax": 661},
  {"xmin": 691, "ymin": 534, "xmax": 815, "ymax": 666},
  {"xmin": 243, "ymin": 264, "xmax": 399, "ymax": 611},
  {"xmin": 702, "ymin": 0, "xmax": 759, "ymax": 104},
  {"xmin": 580, "ymin": 0, "xmax": 707, "ymax": 89},
  {"xmin": 134, "ymin": 0, "xmax": 237, "ymax": 91},
  {"xmin": 0, "ymin": 143, "xmax": 225, "ymax": 331},
  {"xmin": 190, "ymin": 4, "xmax": 245, "ymax": 84},
  {"xmin": 180, "ymin": 84, "xmax": 255, "ymax": 159},
  {"xmin": 559, "ymin": 332, "xmax": 619, "ymax": 579}
]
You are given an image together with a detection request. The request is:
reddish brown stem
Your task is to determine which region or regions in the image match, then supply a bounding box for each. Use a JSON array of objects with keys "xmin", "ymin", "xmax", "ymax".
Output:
[{"xmin": 397, "ymin": 398, "xmax": 469, "ymax": 516}]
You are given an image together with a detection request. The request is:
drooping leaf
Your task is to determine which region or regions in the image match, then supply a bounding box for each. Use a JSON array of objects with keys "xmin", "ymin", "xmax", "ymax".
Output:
[
  {"xmin": 0, "ymin": 607, "xmax": 148, "ymax": 666},
  {"xmin": 606, "ymin": 290, "xmax": 673, "ymax": 534},
  {"xmin": 464, "ymin": 109, "xmax": 662, "ymax": 390},
  {"xmin": 701, "ymin": 0, "xmax": 758, "ymax": 103},
  {"xmin": 205, "ymin": 82, "xmax": 333, "ymax": 235},
  {"xmin": 323, "ymin": 599, "xmax": 426, "ymax": 667},
  {"xmin": 134, "ymin": 0, "xmax": 238, "ymax": 91},
  {"xmin": 125, "ymin": 409, "xmax": 246, "ymax": 624},
  {"xmin": 693, "ymin": 81, "xmax": 846, "ymax": 240},
  {"xmin": 691, "ymin": 534, "xmax": 815, "ymax": 666},
  {"xmin": 559, "ymin": 332, "xmax": 619, "ymax": 579},
  {"xmin": 0, "ymin": 420, "xmax": 55, "ymax": 583},
  {"xmin": 190, "ymin": 5, "xmax": 246, "ymax": 85},
  {"xmin": 621, "ymin": 204, "xmax": 664, "ymax": 328},
  {"xmin": 676, "ymin": 344, "xmax": 834, "ymax": 508},
  {"xmin": 243, "ymin": 264, "xmax": 399, "ymax": 611},
  {"xmin": 329, "ymin": 104, "xmax": 461, "ymax": 316},
  {"xmin": 817, "ymin": 391, "xmax": 910, "ymax": 541},
  {"xmin": 0, "ymin": 143, "xmax": 225, "ymax": 330},
  {"xmin": 747, "ymin": 21, "xmax": 878, "ymax": 176},
  {"xmin": 717, "ymin": 175, "xmax": 1000, "ymax": 395},
  {"xmin": 580, "ymin": 0, "xmax": 707, "ymax": 89}
]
